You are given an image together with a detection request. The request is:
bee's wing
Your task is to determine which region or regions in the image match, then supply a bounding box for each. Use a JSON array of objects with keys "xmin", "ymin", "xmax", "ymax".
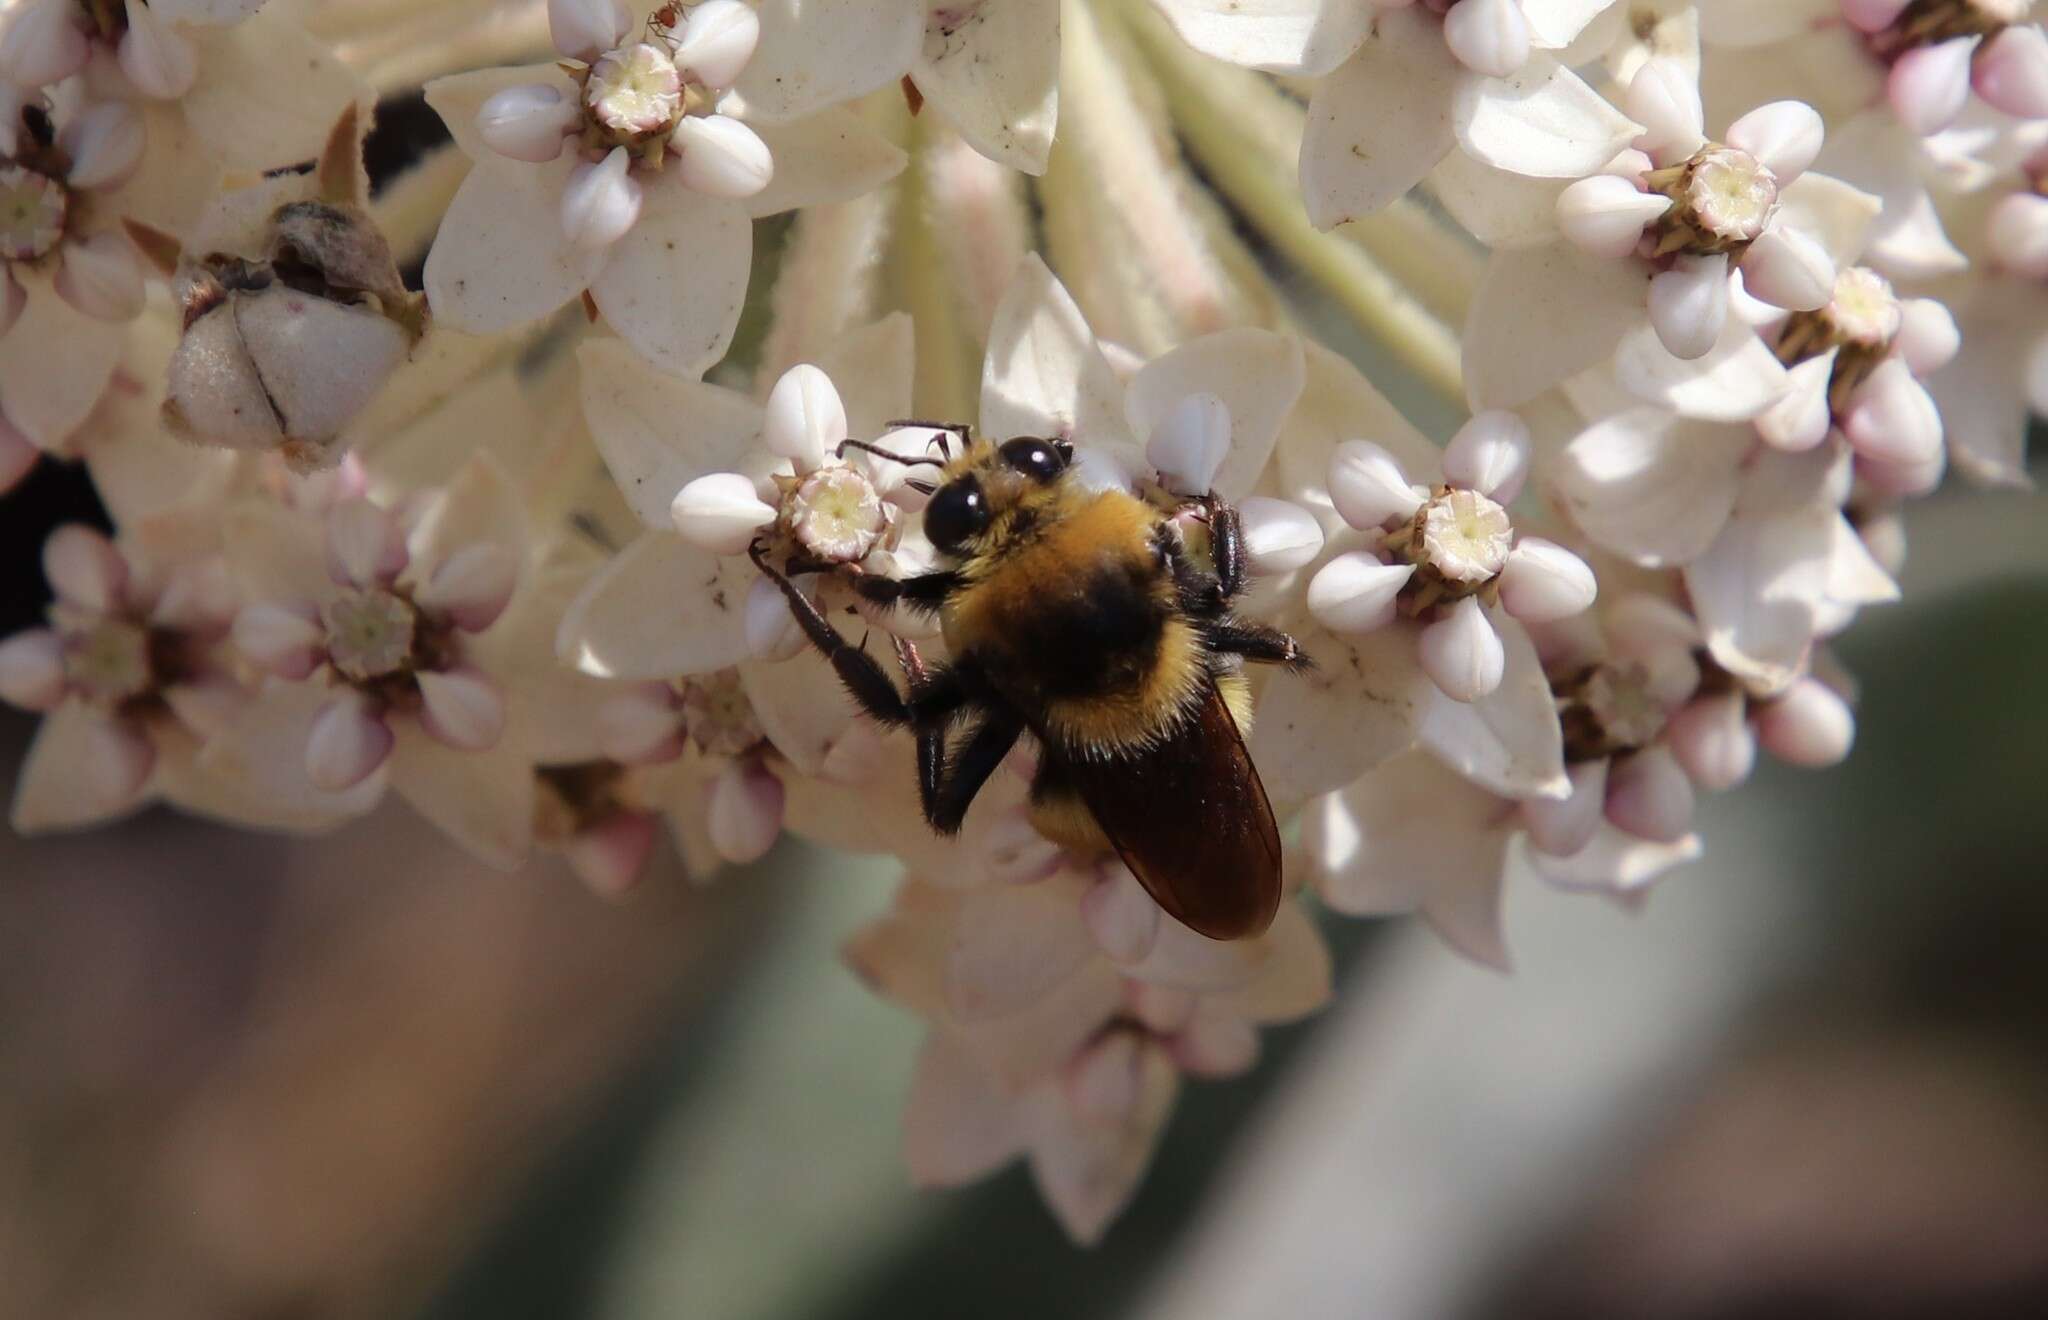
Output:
[{"xmin": 1058, "ymin": 680, "xmax": 1282, "ymax": 941}]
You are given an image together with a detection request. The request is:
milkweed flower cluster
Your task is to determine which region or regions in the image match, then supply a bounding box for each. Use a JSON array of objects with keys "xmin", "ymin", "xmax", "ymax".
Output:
[{"xmin": 0, "ymin": 0, "xmax": 2040, "ymax": 1243}]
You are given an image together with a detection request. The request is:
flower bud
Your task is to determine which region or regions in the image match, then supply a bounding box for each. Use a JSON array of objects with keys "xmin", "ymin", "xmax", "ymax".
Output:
[
  {"xmin": 1443, "ymin": 410, "xmax": 1531, "ymax": 504},
  {"xmin": 1604, "ymin": 745, "xmax": 1694, "ymax": 842},
  {"xmin": 44, "ymin": 525, "xmax": 127, "ymax": 613},
  {"xmin": 1972, "ymin": 26, "xmax": 2048, "ymax": 121},
  {"xmin": 1987, "ymin": 192, "xmax": 2048, "ymax": 280},
  {"xmin": 1755, "ymin": 677, "xmax": 1854, "ymax": 766},
  {"xmin": 1067, "ymin": 1030, "xmax": 1145, "ymax": 1122},
  {"xmin": 1499, "ymin": 538, "xmax": 1597, "ymax": 622},
  {"xmin": 1893, "ymin": 298, "xmax": 1960, "ymax": 376},
  {"xmin": 477, "ymin": 84, "xmax": 579, "ymax": 163},
  {"xmin": 1175, "ymin": 1011, "xmax": 1261, "ymax": 1079},
  {"xmin": 1839, "ymin": 0, "xmax": 1910, "ymax": 32},
  {"xmin": 598, "ymin": 682, "xmax": 687, "ymax": 764},
  {"xmin": 1754, "ymin": 349, "xmax": 1835, "ymax": 452},
  {"xmin": 708, "ymin": 760, "xmax": 784, "ymax": 863},
  {"xmin": 1740, "ymin": 226, "xmax": 1835, "ymax": 312},
  {"xmin": 118, "ymin": 0, "xmax": 197, "ymax": 99},
  {"xmin": 1723, "ymin": 100, "xmax": 1824, "ymax": 183},
  {"xmin": 762, "ymin": 363, "xmax": 846, "ymax": 472},
  {"xmin": 417, "ymin": 543, "xmax": 518, "ymax": 633},
  {"xmin": 671, "ymin": 113, "xmax": 774, "ymax": 199},
  {"xmin": 1666, "ymin": 690, "xmax": 1756, "ymax": 791},
  {"xmin": 1843, "ymin": 358, "xmax": 1943, "ymax": 469},
  {"xmin": 233, "ymin": 602, "xmax": 324, "ymax": 680},
  {"xmin": 416, "ymin": 666, "xmax": 506, "ymax": 751},
  {"xmin": 743, "ymin": 573, "xmax": 806, "ymax": 660},
  {"xmin": 306, "ymin": 694, "xmax": 394, "ymax": 790},
  {"xmin": 1328, "ymin": 440, "xmax": 1424, "ymax": 530},
  {"xmin": 1305, "ymin": 553, "xmax": 1411, "ymax": 634},
  {"xmin": 1555, "ymin": 175, "xmax": 1668, "ymax": 259},
  {"xmin": 1647, "ymin": 253, "xmax": 1728, "ymax": 360},
  {"xmin": 674, "ymin": 0, "xmax": 761, "ymax": 90},
  {"xmin": 1147, "ymin": 391, "xmax": 1232, "ymax": 496},
  {"xmin": 1419, "ymin": 596, "xmax": 1506, "ymax": 702},
  {"xmin": 1887, "ymin": 37, "xmax": 1979, "ymax": 137},
  {"xmin": 671, "ymin": 472, "xmax": 779, "ymax": 555},
  {"xmin": 59, "ymin": 102, "xmax": 145, "ymax": 191},
  {"xmin": 54, "ymin": 233, "xmax": 146, "ymax": 322},
  {"xmin": 0, "ymin": 628, "xmax": 65, "ymax": 711},
  {"xmin": 0, "ymin": 0, "xmax": 89, "ymax": 88},
  {"xmin": 560, "ymin": 147, "xmax": 642, "ymax": 251},
  {"xmin": 1083, "ymin": 862, "xmax": 1162, "ymax": 965},
  {"xmin": 982, "ymin": 806, "xmax": 1063, "ymax": 884},
  {"xmin": 1442, "ymin": 0, "xmax": 1530, "ymax": 79},
  {"xmin": 565, "ymin": 810, "xmax": 657, "ymax": 899},
  {"xmin": 1625, "ymin": 59, "xmax": 1706, "ymax": 162},
  {"xmin": 324, "ymin": 501, "xmax": 407, "ymax": 589},
  {"xmin": 548, "ymin": 0, "xmax": 632, "ymax": 61},
  {"xmin": 1522, "ymin": 757, "xmax": 1607, "ymax": 857},
  {"xmin": 1237, "ymin": 496, "xmax": 1325, "ymax": 574}
]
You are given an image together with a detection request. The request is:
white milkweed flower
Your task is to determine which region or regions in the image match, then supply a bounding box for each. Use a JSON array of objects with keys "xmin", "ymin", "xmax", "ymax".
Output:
[{"xmin": 421, "ymin": 0, "xmax": 907, "ymax": 377}]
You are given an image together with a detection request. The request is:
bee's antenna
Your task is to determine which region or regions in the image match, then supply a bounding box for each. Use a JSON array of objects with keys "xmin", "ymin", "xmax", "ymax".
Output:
[
  {"xmin": 904, "ymin": 478, "xmax": 936, "ymax": 496},
  {"xmin": 836, "ymin": 439, "xmax": 947, "ymax": 468},
  {"xmin": 883, "ymin": 419, "xmax": 971, "ymax": 460}
]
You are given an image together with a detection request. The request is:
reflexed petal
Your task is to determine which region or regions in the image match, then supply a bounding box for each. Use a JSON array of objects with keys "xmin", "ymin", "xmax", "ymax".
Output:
[
  {"xmin": 588, "ymin": 185, "xmax": 751, "ymax": 376},
  {"xmin": 1246, "ymin": 624, "xmax": 1422, "ymax": 803},
  {"xmin": 1027, "ymin": 1041, "xmax": 1177, "ymax": 1245},
  {"xmin": 903, "ymin": 1036, "xmax": 1026, "ymax": 1186},
  {"xmin": 912, "ymin": 0, "xmax": 1060, "ymax": 174},
  {"xmin": 1613, "ymin": 314, "xmax": 1790, "ymax": 422},
  {"xmin": 1299, "ymin": 12, "xmax": 1461, "ymax": 228},
  {"xmin": 0, "ymin": 284, "xmax": 124, "ymax": 449},
  {"xmin": 1683, "ymin": 505, "xmax": 1835, "ymax": 694},
  {"xmin": 221, "ymin": 504, "xmax": 331, "ymax": 605},
  {"xmin": 739, "ymin": 649, "xmax": 859, "ymax": 775},
  {"xmin": 1519, "ymin": 824, "xmax": 1702, "ymax": 893},
  {"xmin": 946, "ymin": 873, "xmax": 1097, "ymax": 1021},
  {"xmin": 1416, "ymin": 610, "xmax": 1570, "ymax": 800},
  {"xmin": 424, "ymin": 158, "xmax": 604, "ymax": 336},
  {"xmin": 556, "ymin": 532, "xmax": 754, "ymax": 679},
  {"xmin": 387, "ymin": 723, "xmax": 535, "ymax": 871},
  {"xmin": 579, "ymin": 340, "xmax": 767, "ymax": 527},
  {"xmin": 180, "ymin": 14, "xmax": 365, "ymax": 170},
  {"xmin": 1554, "ymin": 409, "xmax": 1747, "ymax": 566},
  {"xmin": 980, "ymin": 255, "xmax": 1139, "ymax": 477},
  {"xmin": 1463, "ymin": 243, "xmax": 1646, "ymax": 410},
  {"xmin": 735, "ymin": 0, "xmax": 924, "ymax": 122},
  {"xmin": 1454, "ymin": 55, "xmax": 1643, "ymax": 179},
  {"xmin": 1275, "ymin": 342, "xmax": 1440, "ymax": 517},
  {"xmin": 742, "ymin": 106, "xmax": 909, "ymax": 218},
  {"xmin": 1149, "ymin": 0, "xmax": 1374, "ymax": 76},
  {"xmin": 11, "ymin": 703, "xmax": 155, "ymax": 832},
  {"xmin": 1124, "ymin": 328, "xmax": 1304, "ymax": 500}
]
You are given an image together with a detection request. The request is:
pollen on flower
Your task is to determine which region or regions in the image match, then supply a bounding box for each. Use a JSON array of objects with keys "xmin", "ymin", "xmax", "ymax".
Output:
[
  {"xmin": 321, "ymin": 589, "xmax": 418, "ymax": 683},
  {"xmin": 785, "ymin": 465, "xmax": 889, "ymax": 565},
  {"xmin": 0, "ymin": 163, "xmax": 66, "ymax": 261},
  {"xmin": 583, "ymin": 42, "xmax": 685, "ymax": 139}
]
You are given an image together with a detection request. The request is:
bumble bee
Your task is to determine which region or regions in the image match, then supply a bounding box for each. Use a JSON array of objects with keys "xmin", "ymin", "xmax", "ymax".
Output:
[{"xmin": 749, "ymin": 426, "xmax": 1310, "ymax": 940}]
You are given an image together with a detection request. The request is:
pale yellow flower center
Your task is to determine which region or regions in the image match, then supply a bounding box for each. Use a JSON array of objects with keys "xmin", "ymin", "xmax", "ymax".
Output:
[
  {"xmin": 584, "ymin": 42, "xmax": 684, "ymax": 138},
  {"xmin": 681, "ymin": 670, "xmax": 763, "ymax": 759},
  {"xmin": 0, "ymin": 163, "xmax": 67, "ymax": 262},
  {"xmin": 1418, "ymin": 488, "xmax": 1514, "ymax": 585},
  {"xmin": 788, "ymin": 466, "xmax": 888, "ymax": 565},
  {"xmin": 1684, "ymin": 147, "xmax": 1778, "ymax": 244},
  {"xmin": 323, "ymin": 589, "xmax": 417, "ymax": 683},
  {"xmin": 1827, "ymin": 266, "xmax": 1903, "ymax": 348},
  {"xmin": 64, "ymin": 618, "xmax": 154, "ymax": 705}
]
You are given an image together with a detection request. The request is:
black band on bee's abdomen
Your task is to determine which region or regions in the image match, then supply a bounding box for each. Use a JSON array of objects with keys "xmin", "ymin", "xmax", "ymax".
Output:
[{"xmin": 1004, "ymin": 558, "xmax": 1167, "ymax": 701}]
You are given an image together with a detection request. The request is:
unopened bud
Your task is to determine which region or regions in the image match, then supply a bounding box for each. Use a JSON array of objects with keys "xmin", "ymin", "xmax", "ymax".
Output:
[
  {"xmin": 1665, "ymin": 690, "xmax": 1757, "ymax": 791},
  {"xmin": 1887, "ymin": 37, "xmax": 1979, "ymax": 137}
]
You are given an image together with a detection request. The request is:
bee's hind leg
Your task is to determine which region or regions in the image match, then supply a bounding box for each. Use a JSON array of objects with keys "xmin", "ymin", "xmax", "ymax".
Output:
[{"xmin": 1208, "ymin": 619, "xmax": 1314, "ymax": 671}]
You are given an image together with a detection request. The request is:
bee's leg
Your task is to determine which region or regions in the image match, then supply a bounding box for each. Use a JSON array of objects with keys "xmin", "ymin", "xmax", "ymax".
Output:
[
  {"xmin": 1208, "ymin": 619, "xmax": 1314, "ymax": 671},
  {"xmin": 749, "ymin": 542, "xmax": 916, "ymax": 725},
  {"xmin": 845, "ymin": 570, "xmax": 960, "ymax": 610},
  {"xmin": 927, "ymin": 709, "xmax": 1026, "ymax": 835},
  {"xmin": 1204, "ymin": 497, "xmax": 1247, "ymax": 601},
  {"xmin": 892, "ymin": 639, "xmax": 957, "ymax": 824}
]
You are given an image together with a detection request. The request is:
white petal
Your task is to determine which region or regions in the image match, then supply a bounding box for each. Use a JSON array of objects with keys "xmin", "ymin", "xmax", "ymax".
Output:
[
  {"xmin": 1144, "ymin": 392, "xmax": 1232, "ymax": 497},
  {"xmin": 416, "ymin": 544, "xmax": 518, "ymax": 633},
  {"xmin": 118, "ymin": 0, "xmax": 197, "ymax": 98},
  {"xmin": 1773, "ymin": 172, "xmax": 1882, "ymax": 270},
  {"xmin": 1499, "ymin": 538, "xmax": 1597, "ymax": 622},
  {"xmin": 1299, "ymin": 11, "xmax": 1461, "ymax": 227},
  {"xmin": 670, "ymin": 113, "xmax": 774, "ymax": 199},
  {"xmin": 1246, "ymin": 624, "xmax": 1424, "ymax": 802},
  {"xmin": 1419, "ymin": 595, "xmax": 1506, "ymax": 702},
  {"xmin": 415, "ymin": 667, "xmax": 505, "ymax": 752},
  {"xmin": 1149, "ymin": 0, "xmax": 1373, "ymax": 76},
  {"xmin": 762, "ymin": 363, "xmax": 847, "ymax": 472},
  {"xmin": 740, "ymin": 105, "xmax": 909, "ymax": 218},
  {"xmin": 178, "ymin": 12, "xmax": 365, "ymax": 174},
  {"xmin": 324, "ymin": 500, "xmax": 406, "ymax": 589},
  {"xmin": 54, "ymin": 234, "xmax": 146, "ymax": 323},
  {"xmin": 979, "ymin": 254, "xmax": 1138, "ymax": 471},
  {"xmin": 59, "ymin": 102, "xmax": 146, "ymax": 190},
  {"xmin": 1327, "ymin": 440, "xmax": 1424, "ymax": 530},
  {"xmin": 1520, "ymin": 824, "xmax": 1701, "ymax": 893},
  {"xmin": 11, "ymin": 703, "xmax": 155, "ymax": 832},
  {"xmin": 588, "ymin": 183, "xmax": 752, "ymax": 377},
  {"xmin": 1454, "ymin": 55, "xmax": 1644, "ymax": 179},
  {"xmin": 1554, "ymin": 408, "xmax": 1744, "ymax": 565},
  {"xmin": 910, "ymin": 0, "xmax": 1061, "ymax": 174},
  {"xmin": 1682, "ymin": 506, "xmax": 1834, "ymax": 694},
  {"xmin": 427, "ymin": 64, "xmax": 577, "ymax": 169},
  {"xmin": 1724, "ymin": 100, "xmax": 1825, "ymax": 182},
  {"xmin": 1893, "ymin": 298, "xmax": 1960, "ymax": 377},
  {"xmin": 548, "ymin": 0, "xmax": 632, "ymax": 61},
  {"xmin": 1443, "ymin": 0, "xmax": 1531, "ymax": 80},
  {"xmin": 735, "ymin": 0, "xmax": 924, "ymax": 123},
  {"xmin": 1125, "ymin": 328, "xmax": 1305, "ymax": 500},
  {"xmin": 674, "ymin": 0, "xmax": 760, "ymax": 89},
  {"xmin": 1646, "ymin": 252, "xmax": 1728, "ymax": 361},
  {"xmin": 671, "ymin": 472, "xmax": 778, "ymax": 555},
  {"xmin": 1433, "ymin": 150, "xmax": 1572, "ymax": 248},
  {"xmin": 744, "ymin": 570, "xmax": 807, "ymax": 661},
  {"xmin": 1237, "ymin": 496, "xmax": 1325, "ymax": 575},
  {"xmin": 561, "ymin": 147, "xmax": 643, "ymax": 251},
  {"xmin": 1306, "ymin": 553, "xmax": 1412, "ymax": 635},
  {"xmin": 1555, "ymin": 174, "xmax": 1668, "ymax": 259},
  {"xmin": 1842, "ymin": 358, "xmax": 1942, "ymax": 469},
  {"xmin": 903, "ymin": 1037, "xmax": 1026, "ymax": 1187},
  {"xmin": 1416, "ymin": 611, "xmax": 1569, "ymax": 799},
  {"xmin": 423, "ymin": 160, "xmax": 604, "ymax": 336},
  {"xmin": 1443, "ymin": 409, "xmax": 1532, "ymax": 502},
  {"xmin": 579, "ymin": 339, "xmax": 766, "ymax": 527},
  {"xmin": 1753, "ymin": 349, "xmax": 1836, "ymax": 452},
  {"xmin": 556, "ymin": 532, "xmax": 753, "ymax": 678},
  {"xmin": 1616, "ymin": 307, "xmax": 1792, "ymax": 422},
  {"xmin": 387, "ymin": 723, "xmax": 535, "ymax": 870},
  {"xmin": 232, "ymin": 602, "xmax": 323, "ymax": 680},
  {"xmin": 0, "ymin": 0, "xmax": 89, "ymax": 87},
  {"xmin": 1739, "ymin": 226, "xmax": 1835, "ymax": 313},
  {"xmin": 1463, "ymin": 243, "xmax": 1646, "ymax": 410}
]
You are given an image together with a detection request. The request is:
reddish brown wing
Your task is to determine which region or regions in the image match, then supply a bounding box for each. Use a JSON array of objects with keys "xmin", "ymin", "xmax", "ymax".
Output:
[{"xmin": 1057, "ymin": 679, "xmax": 1282, "ymax": 941}]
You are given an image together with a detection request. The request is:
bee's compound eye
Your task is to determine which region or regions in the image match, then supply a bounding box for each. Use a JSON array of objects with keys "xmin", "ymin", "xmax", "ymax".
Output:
[
  {"xmin": 923, "ymin": 478, "xmax": 989, "ymax": 554},
  {"xmin": 998, "ymin": 437, "xmax": 1066, "ymax": 483}
]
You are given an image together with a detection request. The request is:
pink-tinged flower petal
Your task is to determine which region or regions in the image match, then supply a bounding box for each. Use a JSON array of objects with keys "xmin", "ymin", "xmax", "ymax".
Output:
[
  {"xmin": 118, "ymin": 0, "xmax": 197, "ymax": 98},
  {"xmin": 1893, "ymin": 298, "xmax": 1959, "ymax": 376},
  {"xmin": 0, "ymin": 628, "xmax": 65, "ymax": 711},
  {"xmin": 734, "ymin": 0, "xmax": 923, "ymax": 123},
  {"xmin": 1667, "ymin": 690, "xmax": 1757, "ymax": 791},
  {"xmin": 1082, "ymin": 863, "xmax": 1163, "ymax": 966},
  {"xmin": 903, "ymin": 1036, "xmax": 1026, "ymax": 1187},
  {"xmin": 1647, "ymin": 253, "xmax": 1728, "ymax": 360},
  {"xmin": 59, "ymin": 102, "xmax": 146, "ymax": 191},
  {"xmin": 1028, "ymin": 1041, "xmax": 1179, "ymax": 1246},
  {"xmin": 565, "ymin": 810, "xmax": 658, "ymax": 899},
  {"xmin": 1173, "ymin": 1009, "xmax": 1261, "ymax": 1079},
  {"xmin": 588, "ymin": 182, "xmax": 752, "ymax": 377},
  {"xmin": 1887, "ymin": 37, "xmax": 1979, "ymax": 138},
  {"xmin": 1623, "ymin": 57, "xmax": 1704, "ymax": 161},
  {"xmin": 1328, "ymin": 439, "xmax": 1425, "ymax": 530},
  {"xmin": 1987, "ymin": 193, "xmax": 2048, "ymax": 280},
  {"xmin": 1248, "ymin": 624, "xmax": 1422, "ymax": 802},
  {"xmin": 1456, "ymin": 55, "xmax": 1644, "ymax": 179},
  {"xmin": 477, "ymin": 84, "xmax": 578, "ymax": 163},
  {"xmin": 707, "ymin": 759, "xmax": 784, "ymax": 863},
  {"xmin": 1300, "ymin": 9, "xmax": 1461, "ymax": 228},
  {"xmin": 416, "ymin": 667, "xmax": 506, "ymax": 752},
  {"xmin": 306, "ymin": 694, "xmax": 395, "ymax": 791},
  {"xmin": 946, "ymin": 875, "xmax": 1097, "ymax": 1021},
  {"xmin": 43, "ymin": 524, "xmax": 128, "ymax": 613},
  {"xmin": 54, "ymin": 233, "xmax": 146, "ymax": 323},
  {"xmin": 232, "ymin": 602, "xmax": 323, "ymax": 680},
  {"xmin": 1555, "ymin": 409, "xmax": 1747, "ymax": 567},
  {"xmin": 1126, "ymin": 981, "xmax": 1197, "ymax": 1035},
  {"xmin": 1238, "ymin": 497, "xmax": 1325, "ymax": 575},
  {"xmin": 1125, "ymin": 910, "xmax": 1271, "ymax": 993},
  {"xmin": 408, "ymin": 456, "xmax": 529, "ymax": 586},
  {"xmin": 909, "ymin": 0, "xmax": 1059, "ymax": 174},
  {"xmin": 0, "ymin": 0, "xmax": 89, "ymax": 87},
  {"xmin": 1151, "ymin": 0, "xmax": 1374, "ymax": 76},
  {"xmin": 1684, "ymin": 508, "xmax": 1834, "ymax": 694},
  {"xmin": 1416, "ymin": 610, "xmax": 1570, "ymax": 800},
  {"xmin": 324, "ymin": 501, "xmax": 406, "ymax": 589},
  {"xmin": 0, "ymin": 278, "xmax": 123, "ymax": 448},
  {"xmin": 386, "ymin": 723, "xmax": 535, "ymax": 870},
  {"xmin": 1741, "ymin": 225, "xmax": 1835, "ymax": 312},
  {"xmin": 1499, "ymin": 538, "xmax": 1597, "ymax": 622},
  {"xmin": 1754, "ymin": 349, "xmax": 1836, "ymax": 452},
  {"xmin": 980, "ymin": 255, "xmax": 1140, "ymax": 481},
  {"xmin": 1725, "ymin": 100, "xmax": 1824, "ymax": 182},
  {"xmin": 1605, "ymin": 744, "xmax": 1694, "ymax": 842},
  {"xmin": 1973, "ymin": 26, "xmax": 2048, "ymax": 120},
  {"xmin": 1614, "ymin": 312, "xmax": 1792, "ymax": 422},
  {"xmin": 1444, "ymin": 0, "xmax": 1531, "ymax": 79},
  {"xmin": 761, "ymin": 363, "xmax": 846, "ymax": 473},
  {"xmin": 1519, "ymin": 824, "xmax": 1701, "ymax": 894},
  {"xmin": 1843, "ymin": 358, "xmax": 1943, "ymax": 469},
  {"xmin": 11, "ymin": 703, "xmax": 156, "ymax": 832},
  {"xmin": 1463, "ymin": 243, "xmax": 1646, "ymax": 410},
  {"xmin": 1444, "ymin": 410, "xmax": 1532, "ymax": 503},
  {"xmin": 547, "ymin": 0, "xmax": 632, "ymax": 61},
  {"xmin": 741, "ymin": 106, "xmax": 909, "ymax": 218},
  {"xmin": 1523, "ymin": 756, "xmax": 1608, "ymax": 857},
  {"xmin": 416, "ymin": 544, "xmax": 518, "ymax": 634},
  {"xmin": 1306, "ymin": 553, "xmax": 1411, "ymax": 635},
  {"xmin": 560, "ymin": 535, "xmax": 756, "ymax": 680},
  {"xmin": 1839, "ymin": 0, "xmax": 1910, "ymax": 32},
  {"xmin": 424, "ymin": 158, "xmax": 605, "ymax": 336},
  {"xmin": 597, "ymin": 682, "xmax": 687, "ymax": 765},
  {"xmin": 1755, "ymin": 676, "xmax": 1854, "ymax": 766},
  {"xmin": 1129, "ymin": 330, "xmax": 1304, "ymax": 500},
  {"xmin": 1209, "ymin": 903, "xmax": 1334, "ymax": 1023},
  {"xmin": 1420, "ymin": 596, "xmax": 1506, "ymax": 702}
]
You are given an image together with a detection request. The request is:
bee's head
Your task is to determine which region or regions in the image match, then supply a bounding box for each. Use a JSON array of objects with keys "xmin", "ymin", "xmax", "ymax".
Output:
[{"xmin": 921, "ymin": 436, "xmax": 1074, "ymax": 558}]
